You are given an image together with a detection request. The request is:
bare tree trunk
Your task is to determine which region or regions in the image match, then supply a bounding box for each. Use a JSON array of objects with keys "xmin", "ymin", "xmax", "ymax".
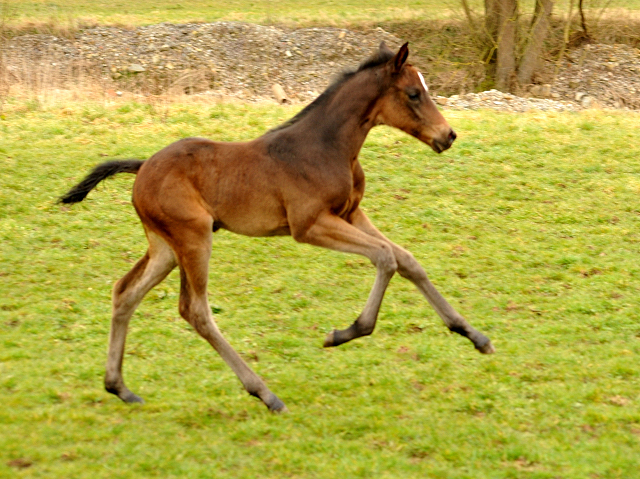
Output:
[
  {"xmin": 517, "ymin": 0, "xmax": 554, "ymax": 85},
  {"xmin": 481, "ymin": 0, "xmax": 556, "ymax": 92},
  {"xmin": 494, "ymin": 0, "xmax": 518, "ymax": 90}
]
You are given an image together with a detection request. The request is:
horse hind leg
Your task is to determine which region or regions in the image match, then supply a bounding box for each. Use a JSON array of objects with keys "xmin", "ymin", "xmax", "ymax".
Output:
[
  {"xmin": 173, "ymin": 225, "xmax": 287, "ymax": 412},
  {"xmin": 105, "ymin": 230, "xmax": 177, "ymax": 403}
]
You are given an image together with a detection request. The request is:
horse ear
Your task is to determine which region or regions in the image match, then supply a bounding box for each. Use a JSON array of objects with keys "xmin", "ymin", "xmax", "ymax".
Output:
[
  {"xmin": 392, "ymin": 42, "xmax": 409, "ymax": 73},
  {"xmin": 379, "ymin": 41, "xmax": 394, "ymax": 56}
]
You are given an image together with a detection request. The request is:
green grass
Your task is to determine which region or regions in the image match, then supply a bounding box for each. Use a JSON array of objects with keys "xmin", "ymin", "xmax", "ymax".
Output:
[
  {"xmin": 3, "ymin": 0, "xmax": 640, "ymax": 29},
  {"xmin": 1, "ymin": 99, "xmax": 640, "ymax": 478},
  {"xmin": 2, "ymin": 0, "xmax": 475, "ymax": 27}
]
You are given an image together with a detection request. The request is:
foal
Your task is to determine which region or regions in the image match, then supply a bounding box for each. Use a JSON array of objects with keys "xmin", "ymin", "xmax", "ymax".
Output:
[{"xmin": 61, "ymin": 43, "xmax": 494, "ymax": 412}]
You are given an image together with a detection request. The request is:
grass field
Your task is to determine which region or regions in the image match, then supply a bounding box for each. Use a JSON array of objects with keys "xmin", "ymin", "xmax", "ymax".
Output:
[
  {"xmin": 3, "ymin": 0, "xmax": 640, "ymax": 28},
  {"xmin": 1, "ymin": 0, "xmax": 475, "ymax": 27},
  {"xmin": 1, "ymin": 99, "xmax": 639, "ymax": 478}
]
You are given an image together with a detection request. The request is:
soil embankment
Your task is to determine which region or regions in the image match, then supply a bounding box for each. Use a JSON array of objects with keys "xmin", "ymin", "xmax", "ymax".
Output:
[{"xmin": 4, "ymin": 22, "xmax": 640, "ymax": 111}]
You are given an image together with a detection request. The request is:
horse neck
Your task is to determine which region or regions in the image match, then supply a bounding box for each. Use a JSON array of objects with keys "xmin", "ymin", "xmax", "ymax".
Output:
[{"xmin": 300, "ymin": 70, "xmax": 384, "ymax": 161}]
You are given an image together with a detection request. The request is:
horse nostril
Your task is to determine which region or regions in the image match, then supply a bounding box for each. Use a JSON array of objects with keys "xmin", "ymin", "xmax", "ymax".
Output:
[{"xmin": 449, "ymin": 129, "xmax": 457, "ymax": 143}]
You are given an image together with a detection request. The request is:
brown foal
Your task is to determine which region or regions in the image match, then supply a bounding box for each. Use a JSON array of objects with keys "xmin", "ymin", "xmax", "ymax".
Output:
[{"xmin": 61, "ymin": 43, "xmax": 494, "ymax": 412}]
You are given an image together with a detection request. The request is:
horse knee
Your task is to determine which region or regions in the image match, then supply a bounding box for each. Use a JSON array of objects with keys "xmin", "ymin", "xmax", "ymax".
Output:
[
  {"xmin": 112, "ymin": 289, "xmax": 137, "ymax": 313},
  {"xmin": 396, "ymin": 250, "xmax": 426, "ymax": 280},
  {"xmin": 178, "ymin": 295, "xmax": 190, "ymax": 320},
  {"xmin": 375, "ymin": 243, "xmax": 398, "ymax": 274},
  {"xmin": 179, "ymin": 295, "xmax": 211, "ymax": 335},
  {"xmin": 112, "ymin": 277, "xmax": 135, "ymax": 310},
  {"xmin": 178, "ymin": 297, "xmax": 201, "ymax": 327}
]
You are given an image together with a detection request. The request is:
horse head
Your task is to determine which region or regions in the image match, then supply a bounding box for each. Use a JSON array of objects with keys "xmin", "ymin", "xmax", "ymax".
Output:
[{"xmin": 374, "ymin": 42, "xmax": 457, "ymax": 154}]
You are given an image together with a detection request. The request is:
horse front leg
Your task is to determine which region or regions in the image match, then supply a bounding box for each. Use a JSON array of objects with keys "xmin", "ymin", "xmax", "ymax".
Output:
[
  {"xmin": 292, "ymin": 212, "xmax": 398, "ymax": 347},
  {"xmin": 349, "ymin": 208, "xmax": 495, "ymax": 354}
]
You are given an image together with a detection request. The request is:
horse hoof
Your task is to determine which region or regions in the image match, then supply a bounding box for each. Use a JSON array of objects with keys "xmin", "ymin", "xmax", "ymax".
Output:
[
  {"xmin": 477, "ymin": 340, "xmax": 496, "ymax": 354},
  {"xmin": 323, "ymin": 330, "xmax": 336, "ymax": 348},
  {"xmin": 267, "ymin": 396, "xmax": 288, "ymax": 413},
  {"xmin": 122, "ymin": 392, "xmax": 145, "ymax": 404}
]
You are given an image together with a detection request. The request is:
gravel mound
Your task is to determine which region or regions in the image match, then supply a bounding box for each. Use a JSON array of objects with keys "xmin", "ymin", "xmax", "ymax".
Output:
[
  {"xmin": 4, "ymin": 22, "xmax": 640, "ymax": 111},
  {"xmin": 435, "ymin": 90, "xmax": 578, "ymax": 112},
  {"xmin": 553, "ymin": 43, "xmax": 640, "ymax": 110},
  {"xmin": 5, "ymin": 22, "xmax": 401, "ymax": 103},
  {"xmin": 435, "ymin": 43, "xmax": 640, "ymax": 112}
]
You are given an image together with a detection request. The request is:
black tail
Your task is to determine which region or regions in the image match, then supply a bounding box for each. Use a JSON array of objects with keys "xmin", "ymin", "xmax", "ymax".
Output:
[{"xmin": 59, "ymin": 159, "xmax": 144, "ymax": 204}]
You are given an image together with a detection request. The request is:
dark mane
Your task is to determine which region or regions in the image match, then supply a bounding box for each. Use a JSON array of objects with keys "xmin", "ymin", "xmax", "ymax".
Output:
[{"xmin": 268, "ymin": 47, "xmax": 395, "ymax": 133}]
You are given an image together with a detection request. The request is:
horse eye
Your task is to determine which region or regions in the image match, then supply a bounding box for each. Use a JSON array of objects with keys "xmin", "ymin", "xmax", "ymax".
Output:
[{"xmin": 408, "ymin": 91, "xmax": 420, "ymax": 101}]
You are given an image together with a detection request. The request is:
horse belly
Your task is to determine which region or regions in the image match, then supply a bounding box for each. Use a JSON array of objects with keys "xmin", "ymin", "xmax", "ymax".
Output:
[
  {"xmin": 216, "ymin": 205, "xmax": 291, "ymax": 237},
  {"xmin": 211, "ymin": 188, "xmax": 291, "ymax": 237}
]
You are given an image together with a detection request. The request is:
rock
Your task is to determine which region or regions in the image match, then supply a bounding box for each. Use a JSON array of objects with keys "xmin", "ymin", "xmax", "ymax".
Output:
[
  {"xmin": 531, "ymin": 84, "xmax": 551, "ymax": 98},
  {"xmin": 575, "ymin": 91, "xmax": 587, "ymax": 101},
  {"xmin": 271, "ymin": 83, "xmax": 289, "ymax": 104},
  {"xmin": 581, "ymin": 95, "xmax": 594, "ymax": 108},
  {"xmin": 436, "ymin": 97, "xmax": 448, "ymax": 105},
  {"xmin": 128, "ymin": 63, "xmax": 146, "ymax": 73}
]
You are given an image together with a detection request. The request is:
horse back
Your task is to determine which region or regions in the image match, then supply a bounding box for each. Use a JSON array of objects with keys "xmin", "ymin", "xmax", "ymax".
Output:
[{"xmin": 132, "ymin": 137, "xmax": 293, "ymax": 237}]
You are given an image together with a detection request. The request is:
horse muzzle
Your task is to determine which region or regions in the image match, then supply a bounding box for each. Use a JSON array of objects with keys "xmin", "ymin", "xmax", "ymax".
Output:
[{"xmin": 432, "ymin": 129, "xmax": 457, "ymax": 153}]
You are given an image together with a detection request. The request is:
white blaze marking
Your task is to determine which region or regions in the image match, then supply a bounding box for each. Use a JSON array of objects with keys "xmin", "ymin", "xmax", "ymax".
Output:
[{"xmin": 418, "ymin": 71, "xmax": 429, "ymax": 93}]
